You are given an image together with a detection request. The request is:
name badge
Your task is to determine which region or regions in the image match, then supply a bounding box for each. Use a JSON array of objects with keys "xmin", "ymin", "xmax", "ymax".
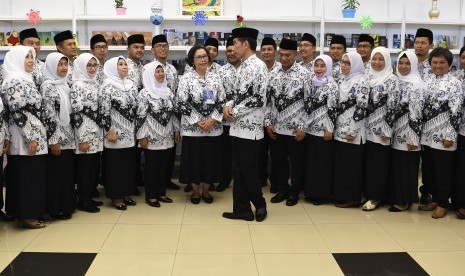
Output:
[{"xmin": 203, "ymin": 90, "xmax": 215, "ymax": 104}]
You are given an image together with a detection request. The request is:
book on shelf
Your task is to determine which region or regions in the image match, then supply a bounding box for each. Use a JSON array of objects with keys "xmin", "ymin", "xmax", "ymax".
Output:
[
  {"xmin": 324, "ymin": 33, "xmax": 334, "ymax": 47},
  {"xmin": 92, "ymin": 31, "xmax": 152, "ymax": 46},
  {"xmin": 0, "ymin": 32, "xmax": 4, "ymax": 46},
  {"xmin": 351, "ymin": 34, "xmax": 360, "ymax": 48},
  {"xmin": 392, "ymin": 34, "xmax": 401, "ymax": 49},
  {"xmin": 434, "ymin": 35, "xmax": 457, "ymax": 49},
  {"xmin": 342, "ymin": 34, "xmax": 352, "ymax": 48},
  {"xmin": 378, "ymin": 36, "xmax": 388, "ymax": 47},
  {"xmin": 5, "ymin": 31, "xmax": 20, "ymax": 46}
]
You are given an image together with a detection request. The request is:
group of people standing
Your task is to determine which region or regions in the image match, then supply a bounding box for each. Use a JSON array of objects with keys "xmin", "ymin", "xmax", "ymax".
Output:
[{"xmin": 0, "ymin": 24, "xmax": 464, "ymax": 229}]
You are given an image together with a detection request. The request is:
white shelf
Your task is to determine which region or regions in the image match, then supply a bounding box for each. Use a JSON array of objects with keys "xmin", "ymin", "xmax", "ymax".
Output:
[
  {"xmin": 76, "ymin": 15, "xmax": 321, "ymax": 23},
  {"xmin": 324, "ymin": 18, "xmax": 402, "ymax": 24},
  {"xmin": 0, "ymin": 17, "xmax": 72, "ymax": 22}
]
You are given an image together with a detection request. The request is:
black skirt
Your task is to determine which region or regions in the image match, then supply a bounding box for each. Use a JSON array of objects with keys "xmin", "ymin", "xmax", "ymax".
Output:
[
  {"xmin": 304, "ymin": 134, "xmax": 334, "ymax": 199},
  {"xmin": 144, "ymin": 147, "xmax": 172, "ymax": 199},
  {"xmin": 103, "ymin": 147, "xmax": 136, "ymax": 199},
  {"xmin": 332, "ymin": 141, "xmax": 365, "ymax": 202},
  {"xmin": 364, "ymin": 141, "xmax": 390, "ymax": 201},
  {"xmin": 453, "ymin": 135, "xmax": 465, "ymax": 209},
  {"xmin": 179, "ymin": 136, "xmax": 221, "ymax": 185},
  {"xmin": 46, "ymin": 149, "xmax": 76, "ymax": 215},
  {"xmin": 5, "ymin": 155, "xmax": 46, "ymax": 220},
  {"xmin": 389, "ymin": 148, "xmax": 420, "ymax": 205}
]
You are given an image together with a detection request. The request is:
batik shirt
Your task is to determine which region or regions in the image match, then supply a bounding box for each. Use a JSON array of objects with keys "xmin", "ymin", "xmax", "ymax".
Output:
[
  {"xmin": 71, "ymin": 81, "xmax": 103, "ymax": 154},
  {"xmin": 185, "ymin": 62, "xmax": 222, "ymax": 75},
  {"xmin": 225, "ymin": 54, "xmax": 268, "ymax": 140},
  {"xmin": 67, "ymin": 61, "xmax": 74, "ymax": 87},
  {"xmin": 219, "ymin": 63, "xmax": 237, "ymax": 127},
  {"xmin": 418, "ymin": 59, "xmax": 433, "ymax": 82},
  {"xmin": 41, "ymin": 83, "xmax": 76, "ymax": 150},
  {"xmin": 363, "ymin": 61, "xmax": 371, "ymax": 75},
  {"xmin": 127, "ymin": 58, "xmax": 143, "ymax": 92},
  {"xmin": 298, "ymin": 59, "xmax": 314, "ymax": 74},
  {"xmin": 177, "ymin": 70, "xmax": 225, "ymax": 137},
  {"xmin": 391, "ymin": 80, "xmax": 424, "ymax": 151},
  {"xmin": 99, "ymin": 83, "xmax": 138, "ymax": 149},
  {"xmin": 334, "ymin": 77, "xmax": 370, "ymax": 145},
  {"xmin": 32, "ymin": 59, "xmax": 45, "ymax": 90},
  {"xmin": 136, "ymin": 91, "xmax": 180, "ymax": 150},
  {"xmin": 452, "ymin": 69, "xmax": 465, "ymax": 137},
  {"xmin": 366, "ymin": 75, "xmax": 400, "ymax": 146},
  {"xmin": 0, "ymin": 65, "xmax": 4, "ymax": 86},
  {"xmin": 265, "ymin": 62, "xmax": 309, "ymax": 136},
  {"xmin": 3, "ymin": 78, "xmax": 50, "ymax": 155},
  {"xmin": 95, "ymin": 65, "xmax": 105, "ymax": 86},
  {"xmin": 304, "ymin": 79, "xmax": 339, "ymax": 137},
  {"xmin": 332, "ymin": 61, "xmax": 342, "ymax": 82},
  {"xmin": 421, "ymin": 73, "xmax": 463, "ymax": 151}
]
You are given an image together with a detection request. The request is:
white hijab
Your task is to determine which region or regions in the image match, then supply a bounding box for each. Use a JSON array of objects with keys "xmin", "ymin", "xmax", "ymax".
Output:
[
  {"xmin": 2, "ymin": 45, "xmax": 35, "ymax": 89},
  {"xmin": 396, "ymin": 51, "xmax": 426, "ymax": 89},
  {"xmin": 103, "ymin": 56, "xmax": 134, "ymax": 91},
  {"xmin": 142, "ymin": 61, "xmax": 172, "ymax": 100},
  {"xmin": 312, "ymin": 54, "xmax": 334, "ymax": 87},
  {"xmin": 72, "ymin": 53, "xmax": 99, "ymax": 83},
  {"xmin": 369, "ymin": 46, "xmax": 393, "ymax": 87},
  {"xmin": 42, "ymin": 52, "xmax": 72, "ymax": 126},
  {"xmin": 340, "ymin": 52, "xmax": 365, "ymax": 102}
]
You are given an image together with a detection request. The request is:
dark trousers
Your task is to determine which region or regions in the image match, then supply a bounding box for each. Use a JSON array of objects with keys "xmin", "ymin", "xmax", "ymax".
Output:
[
  {"xmin": 419, "ymin": 151, "xmax": 430, "ymax": 196},
  {"xmin": 453, "ymin": 135, "xmax": 465, "ymax": 209},
  {"xmin": 258, "ymin": 129, "xmax": 275, "ymax": 187},
  {"xmin": 0, "ymin": 155, "xmax": 4, "ymax": 210},
  {"xmin": 423, "ymin": 146, "xmax": 454, "ymax": 208},
  {"xmin": 76, "ymin": 153, "xmax": 101, "ymax": 204},
  {"xmin": 269, "ymin": 134, "xmax": 305, "ymax": 195},
  {"xmin": 135, "ymin": 146, "xmax": 144, "ymax": 186},
  {"xmin": 220, "ymin": 126, "xmax": 232, "ymax": 185},
  {"xmin": 166, "ymin": 144, "xmax": 176, "ymax": 185},
  {"xmin": 144, "ymin": 148, "xmax": 171, "ymax": 199},
  {"xmin": 364, "ymin": 141, "xmax": 391, "ymax": 201},
  {"xmin": 231, "ymin": 137, "xmax": 266, "ymax": 213}
]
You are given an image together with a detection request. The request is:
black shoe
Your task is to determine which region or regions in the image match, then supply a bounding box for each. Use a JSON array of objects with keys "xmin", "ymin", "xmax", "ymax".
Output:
[
  {"xmin": 216, "ymin": 183, "xmax": 229, "ymax": 192},
  {"xmin": 255, "ymin": 207, "xmax": 267, "ymax": 222},
  {"xmin": 146, "ymin": 198, "xmax": 160, "ymax": 208},
  {"xmin": 190, "ymin": 195, "xmax": 200, "ymax": 204},
  {"xmin": 91, "ymin": 199, "xmax": 103, "ymax": 206},
  {"xmin": 158, "ymin": 196, "xmax": 173, "ymax": 203},
  {"xmin": 222, "ymin": 211, "xmax": 254, "ymax": 221},
  {"xmin": 123, "ymin": 197, "xmax": 137, "ymax": 206},
  {"xmin": 286, "ymin": 195, "xmax": 299, "ymax": 206},
  {"xmin": 78, "ymin": 203, "xmax": 100, "ymax": 213},
  {"xmin": 209, "ymin": 184, "xmax": 216, "ymax": 191},
  {"xmin": 184, "ymin": 184, "xmax": 193, "ymax": 192},
  {"xmin": 52, "ymin": 213, "xmax": 72, "ymax": 220},
  {"xmin": 420, "ymin": 193, "xmax": 432, "ymax": 205},
  {"xmin": 112, "ymin": 200, "xmax": 127, "ymax": 210},
  {"xmin": 0, "ymin": 210, "xmax": 15, "ymax": 222},
  {"xmin": 202, "ymin": 194, "xmax": 214, "ymax": 204},
  {"xmin": 270, "ymin": 192, "xmax": 288, "ymax": 203},
  {"xmin": 92, "ymin": 188, "xmax": 100, "ymax": 198},
  {"xmin": 167, "ymin": 181, "xmax": 181, "ymax": 190},
  {"xmin": 133, "ymin": 187, "xmax": 142, "ymax": 196}
]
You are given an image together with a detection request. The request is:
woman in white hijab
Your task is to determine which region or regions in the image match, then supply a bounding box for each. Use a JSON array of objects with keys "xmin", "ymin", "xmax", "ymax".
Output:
[
  {"xmin": 71, "ymin": 53, "xmax": 103, "ymax": 213},
  {"xmin": 363, "ymin": 46, "xmax": 400, "ymax": 211},
  {"xmin": 304, "ymin": 54, "xmax": 339, "ymax": 206},
  {"xmin": 99, "ymin": 56, "xmax": 137, "ymax": 210},
  {"xmin": 2, "ymin": 45, "xmax": 49, "ymax": 229},
  {"xmin": 388, "ymin": 51, "xmax": 425, "ymax": 212},
  {"xmin": 41, "ymin": 52, "xmax": 76, "ymax": 219},
  {"xmin": 136, "ymin": 61, "xmax": 180, "ymax": 207},
  {"xmin": 333, "ymin": 52, "xmax": 370, "ymax": 208},
  {"xmin": 454, "ymin": 46, "xmax": 465, "ymax": 219}
]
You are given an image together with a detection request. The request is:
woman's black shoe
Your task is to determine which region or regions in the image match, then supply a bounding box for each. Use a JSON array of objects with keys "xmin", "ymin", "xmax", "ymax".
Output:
[
  {"xmin": 146, "ymin": 198, "xmax": 161, "ymax": 208},
  {"xmin": 123, "ymin": 198, "xmax": 137, "ymax": 206},
  {"xmin": 158, "ymin": 196, "xmax": 173, "ymax": 203},
  {"xmin": 202, "ymin": 194, "xmax": 214, "ymax": 204},
  {"xmin": 52, "ymin": 213, "xmax": 72, "ymax": 220},
  {"xmin": 190, "ymin": 195, "xmax": 200, "ymax": 204},
  {"xmin": 112, "ymin": 200, "xmax": 127, "ymax": 210}
]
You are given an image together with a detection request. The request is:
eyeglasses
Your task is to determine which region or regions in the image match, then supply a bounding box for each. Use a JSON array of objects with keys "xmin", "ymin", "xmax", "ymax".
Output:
[
  {"xmin": 357, "ymin": 44, "xmax": 372, "ymax": 49},
  {"xmin": 341, "ymin": 61, "xmax": 351, "ymax": 66},
  {"xmin": 86, "ymin": 63, "xmax": 99, "ymax": 69},
  {"xmin": 155, "ymin": 44, "xmax": 169, "ymax": 49},
  {"xmin": 299, "ymin": 43, "xmax": 314, "ymax": 48},
  {"xmin": 194, "ymin": 55, "xmax": 208, "ymax": 61},
  {"xmin": 93, "ymin": 45, "xmax": 108, "ymax": 50}
]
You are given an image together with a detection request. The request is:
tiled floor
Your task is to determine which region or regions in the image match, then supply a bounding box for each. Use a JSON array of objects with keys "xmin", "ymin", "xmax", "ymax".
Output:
[{"xmin": 0, "ymin": 184, "xmax": 464, "ymax": 276}]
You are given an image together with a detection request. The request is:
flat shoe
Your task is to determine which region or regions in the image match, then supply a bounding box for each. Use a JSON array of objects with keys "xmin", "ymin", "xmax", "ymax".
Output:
[
  {"xmin": 123, "ymin": 198, "xmax": 137, "ymax": 206},
  {"xmin": 389, "ymin": 204, "xmax": 411, "ymax": 212},
  {"xmin": 432, "ymin": 206, "xmax": 447, "ymax": 219},
  {"xmin": 222, "ymin": 211, "xmax": 254, "ymax": 221},
  {"xmin": 335, "ymin": 202, "xmax": 359, "ymax": 208},
  {"xmin": 112, "ymin": 200, "xmax": 127, "ymax": 210},
  {"xmin": 22, "ymin": 220, "xmax": 46, "ymax": 229},
  {"xmin": 52, "ymin": 213, "xmax": 72, "ymax": 220},
  {"xmin": 158, "ymin": 196, "xmax": 173, "ymax": 203},
  {"xmin": 190, "ymin": 195, "xmax": 200, "ymax": 204},
  {"xmin": 202, "ymin": 194, "xmax": 214, "ymax": 204},
  {"xmin": 146, "ymin": 198, "xmax": 161, "ymax": 208},
  {"xmin": 418, "ymin": 202, "xmax": 438, "ymax": 211},
  {"xmin": 456, "ymin": 209, "xmax": 465, "ymax": 220},
  {"xmin": 362, "ymin": 200, "xmax": 380, "ymax": 211}
]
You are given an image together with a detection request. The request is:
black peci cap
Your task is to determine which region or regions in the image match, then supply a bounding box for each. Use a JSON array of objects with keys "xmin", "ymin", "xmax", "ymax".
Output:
[
  {"xmin": 301, "ymin": 33, "xmax": 316, "ymax": 46},
  {"xmin": 330, "ymin": 35, "xmax": 347, "ymax": 48},
  {"xmin": 54, "ymin": 30, "xmax": 74, "ymax": 45},
  {"xmin": 205, "ymin": 37, "xmax": 219, "ymax": 49},
  {"xmin": 232, "ymin": 27, "xmax": 259, "ymax": 40},
  {"xmin": 226, "ymin": 37, "xmax": 234, "ymax": 47},
  {"xmin": 128, "ymin": 34, "xmax": 146, "ymax": 46},
  {"xmin": 90, "ymin": 34, "xmax": 107, "ymax": 49},
  {"xmin": 279, "ymin": 38, "xmax": 297, "ymax": 51},
  {"xmin": 261, "ymin": 37, "xmax": 276, "ymax": 48},
  {"xmin": 19, "ymin": 28, "xmax": 39, "ymax": 43},
  {"xmin": 358, "ymin": 34, "xmax": 374, "ymax": 47}
]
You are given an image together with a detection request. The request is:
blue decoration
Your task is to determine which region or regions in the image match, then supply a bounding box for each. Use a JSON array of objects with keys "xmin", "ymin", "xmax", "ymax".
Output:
[
  {"xmin": 192, "ymin": 10, "xmax": 208, "ymax": 26},
  {"xmin": 150, "ymin": 5, "xmax": 164, "ymax": 26}
]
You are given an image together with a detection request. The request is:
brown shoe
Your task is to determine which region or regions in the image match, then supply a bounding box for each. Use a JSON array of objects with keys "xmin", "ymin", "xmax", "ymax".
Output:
[
  {"xmin": 431, "ymin": 206, "xmax": 447, "ymax": 219},
  {"xmin": 456, "ymin": 208, "xmax": 465, "ymax": 220},
  {"xmin": 335, "ymin": 202, "xmax": 359, "ymax": 208},
  {"xmin": 418, "ymin": 201, "xmax": 438, "ymax": 211},
  {"xmin": 22, "ymin": 219, "xmax": 46, "ymax": 229}
]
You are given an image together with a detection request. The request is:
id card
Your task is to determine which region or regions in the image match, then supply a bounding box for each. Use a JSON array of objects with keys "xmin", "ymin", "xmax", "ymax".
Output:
[{"xmin": 203, "ymin": 90, "xmax": 215, "ymax": 104}]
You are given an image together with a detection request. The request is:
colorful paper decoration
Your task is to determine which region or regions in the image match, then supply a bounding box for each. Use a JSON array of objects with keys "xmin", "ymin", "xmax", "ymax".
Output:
[
  {"xmin": 360, "ymin": 15, "xmax": 373, "ymax": 29},
  {"xmin": 192, "ymin": 10, "xmax": 208, "ymax": 26},
  {"xmin": 26, "ymin": 9, "xmax": 42, "ymax": 25}
]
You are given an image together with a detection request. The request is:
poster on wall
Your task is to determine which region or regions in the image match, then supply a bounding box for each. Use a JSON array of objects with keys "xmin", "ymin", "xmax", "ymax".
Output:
[{"xmin": 181, "ymin": 0, "xmax": 223, "ymax": 16}]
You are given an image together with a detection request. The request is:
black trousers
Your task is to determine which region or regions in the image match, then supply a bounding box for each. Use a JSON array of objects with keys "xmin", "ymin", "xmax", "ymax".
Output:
[
  {"xmin": 0, "ymin": 155, "xmax": 4, "ymax": 211},
  {"xmin": 76, "ymin": 153, "xmax": 101, "ymax": 204},
  {"xmin": 269, "ymin": 134, "xmax": 305, "ymax": 195},
  {"xmin": 231, "ymin": 137, "xmax": 266, "ymax": 213},
  {"xmin": 220, "ymin": 126, "xmax": 232, "ymax": 185},
  {"xmin": 144, "ymin": 148, "xmax": 171, "ymax": 199},
  {"xmin": 364, "ymin": 141, "xmax": 390, "ymax": 201},
  {"xmin": 135, "ymin": 146, "xmax": 144, "ymax": 186},
  {"xmin": 453, "ymin": 135, "xmax": 465, "ymax": 209},
  {"xmin": 258, "ymin": 128, "xmax": 275, "ymax": 187},
  {"xmin": 423, "ymin": 145, "xmax": 454, "ymax": 208},
  {"xmin": 166, "ymin": 142, "xmax": 177, "ymax": 185},
  {"xmin": 419, "ymin": 151, "xmax": 430, "ymax": 196}
]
